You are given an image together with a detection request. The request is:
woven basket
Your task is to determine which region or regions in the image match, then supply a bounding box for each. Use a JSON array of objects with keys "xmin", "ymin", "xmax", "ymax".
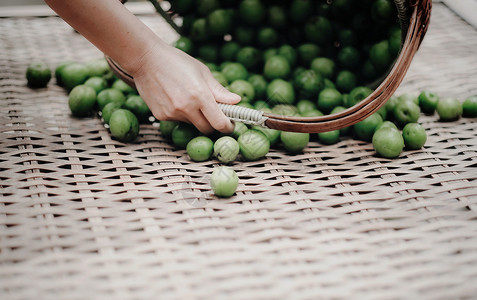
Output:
[
  {"xmin": 1, "ymin": 3, "xmax": 477, "ymax": 299},
  {"xmin": 107, "ymin": 0, "xmax": 432, "ymax": 132}
]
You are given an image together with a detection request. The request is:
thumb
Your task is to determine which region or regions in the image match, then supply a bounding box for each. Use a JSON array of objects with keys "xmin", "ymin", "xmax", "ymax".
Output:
[{"xmin": 207, "ymin": 76, "xmax": 241, "ymax": 104}]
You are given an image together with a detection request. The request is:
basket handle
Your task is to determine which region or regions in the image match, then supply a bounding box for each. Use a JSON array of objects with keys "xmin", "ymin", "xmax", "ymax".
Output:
[{"xmin": 107, "ymin": 0, "xmax": 432, "ymax": 133}]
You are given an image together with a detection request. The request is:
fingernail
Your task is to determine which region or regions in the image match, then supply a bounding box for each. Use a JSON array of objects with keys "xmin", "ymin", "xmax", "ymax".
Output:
[
  {"xmin": 232, "ymin": 93, "xmax": 241, "ymax": 102},
  {"xmin": 226, "ymin": 120, "xmax": 235, "ymax": 132}
]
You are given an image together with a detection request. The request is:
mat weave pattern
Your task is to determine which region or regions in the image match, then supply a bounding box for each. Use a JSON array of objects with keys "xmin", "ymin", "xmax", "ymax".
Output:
[{"xmin": 1, "ymin": 3, "xmax": 477, "ymax": 300}]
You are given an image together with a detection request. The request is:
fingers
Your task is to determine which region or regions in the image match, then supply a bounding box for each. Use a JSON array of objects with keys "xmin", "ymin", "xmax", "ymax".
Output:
[
  {"xmin": 206, "ymin": 74, "xmax": 241, "ymax": 105},
  {"xmin": 195, "ymin": 74, "xmax": 238, "ymax": 133},
  {"xmin": 199, "ymin": 100, "xmax": 235, "ymax": 133},
  {"xmin": 135, "ymin": 58, "xmax": 240, "ymax": 134},
  {"xmin": 186, "ymin": 110, "xmax": 214, "ymax": 135}
]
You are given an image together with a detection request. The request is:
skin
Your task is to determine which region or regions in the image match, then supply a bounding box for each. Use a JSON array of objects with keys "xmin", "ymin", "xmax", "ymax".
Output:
[{"xmin": 45, "ymin": 0, "xmax": 240, "ymax": 134}]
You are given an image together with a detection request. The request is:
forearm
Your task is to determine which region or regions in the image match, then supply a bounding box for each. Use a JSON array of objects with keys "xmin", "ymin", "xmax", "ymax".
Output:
[{"xmin": 45, "ymin": 0, "xmax": 165, "ymax": 74}]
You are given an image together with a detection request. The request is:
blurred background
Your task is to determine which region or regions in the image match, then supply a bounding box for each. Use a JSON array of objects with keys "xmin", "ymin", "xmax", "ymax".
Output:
[{"xmin": 1, "ymin": 0, "xmax": 475, "ymax": 28}]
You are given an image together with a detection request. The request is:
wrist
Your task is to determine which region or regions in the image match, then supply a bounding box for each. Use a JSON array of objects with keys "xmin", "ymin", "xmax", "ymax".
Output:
[{"xmin": 119, "ymin": 36, "xmax": 165, "ymax": 78}]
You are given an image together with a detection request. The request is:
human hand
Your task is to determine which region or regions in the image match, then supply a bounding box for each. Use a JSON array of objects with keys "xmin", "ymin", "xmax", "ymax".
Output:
[
  {"xmin": 130, "ymin": 41, "xmax": 241, "ymax": 134},
  {"xmin": 44, "ymin": 0, "xmax": 239, "ymax": 134}
]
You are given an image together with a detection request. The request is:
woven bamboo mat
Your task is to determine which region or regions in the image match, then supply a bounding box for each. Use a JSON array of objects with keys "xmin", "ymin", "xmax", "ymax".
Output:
[{"xmin": 1, "ymin": 3, "xmax": 477, "ymax": 300}]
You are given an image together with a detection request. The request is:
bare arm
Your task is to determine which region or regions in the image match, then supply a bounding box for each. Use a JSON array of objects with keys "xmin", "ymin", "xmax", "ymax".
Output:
[{"xmin": 45, "ymin": 0, "xmax": 240, "ymax": 133}]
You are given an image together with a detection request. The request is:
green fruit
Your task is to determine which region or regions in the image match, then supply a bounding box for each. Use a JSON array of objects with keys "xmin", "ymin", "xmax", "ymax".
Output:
[
  {"xmin": 220, "ymin": 41, "xmax": 241, "ymax": 61},
  {"xmin": 234, "ymin": 26, "xmax": 255, "ymax": 45},
  {"xmin": 278, "ymin": 45, "xmax": 298, "ymax": 68},
  {"xmin": 338, "ymin": 29, "xmax": 358, "ymax": 47},
  {"xmin": 462, "ymin": 95, "xmax": 477, "ymax": 118},
  {"xmin": 335, "ymin": 70, "xmax": 356, "ymax": 93},
  {"xmin": 294, "ymin": 69, "xmax": 323, "ymax": 99},
  {"xmin": 289, "ymin": 0, "xmax": 313, "ymax": 23},
  {"xmin": 372, "ymin": 127, "xmax": 404, "ymax": 158},
  {"xmin": 198, "ymin": 44, "xmax": 220, "ymax": 63},
  {"xmin": 317, "ymin": 88, "xmax": 342, "ymax": 114},
  {"xmin": 257, "ymin": 27, "xmax": 279, "ymax": 48},
  {"xmin": 26, "ymin": 61, "xmax": 51, "ymax": 88},
  {"xmin": 171, "ymin": 123, "xmax": 199, "ymax": 149},
  {"xmin": 238, "ymin": 0, "xmax": 265, "ymax": 25},
  {"xmin": 59, "ymin": 62, "xmax": 89, "ymax": 91},
  {"xmin": 197, "ymin": 0, "xmax": 219, "ymax": 16},
  {"xmin": 190, "ymin": 18, "xmax": 209, "ymax": 42},
  {"xmin": 297, "ymin": 43, "xmax": 321, "ymax": 66},
  {"xmin": 385, "ymin": 95, "xmax": 399, "ymax": 113},
  {"xmin": 109, "ymin": 109, "xmax": 140, "ymax": 142},
  {"xmin": 236, "ymin": 46, "xmax": 262, "ymax": 70},
  {"xmin": 371, "ymin": 0, "xmax": 395, "ymax": 24},
  {"xmin": 346, "ymin": 86, "xmax": 373, "ymax": 108},
  {"xmin": 123, "ymin": 95, "xmax": 151, "ymax": 122},
  {"xmin": 221, "ymin": 62, "xmax": 248, "ymax": 82},
  {"xmin": 304, "ymin": 16, "xmax": 332, "ymax": 46},
  {"xmin": 310, "ymin": 57, "xmax": 335, "ymax": 79},
  {"xmin": 54, "ymin": 61, "xmax": 75, "ymax": 86},
  {"xmin": 248, "ymin": 74, "xmax": 267, "ymax": 99},
  {"xmin": 252, "ymin": 125, "xmax": 281, "ymax": 146},
  {"xmin": 254, "ymin": 100, "xmax": 270, "ymax": 110},
  {"xmin": 268, "ymin": 5, "xmax": 287, "ymax": 29},
  {"xmin": 159, "ymin": 120, "xmax": 179, "ymax": 139},
  {"xmin": 84, "ymin": 76, "xmax": 107, "ymax": 94},
  {"xmin": 273, "ymin": 104, "xmax": 299, "ymax": 116},
  {"xmin": 393, "ymin": 99, "xmax": 421, "ymax": 126},
  {"xmin": 318, "ymin": 130, "xmax": 340, "ymax": 145},
  {"xmin": 85, "ymin": 58, "xmax": 111, "ymax": 78},
  {"xmin": 376, "ymin": 120, "xmax": 398, "ymax": 131},
  {"xmin": 436, "ymin": 98, "xmax": 462, "ymax": 121},
  {"xmin": 112, "ymin": 79, "xmax": 137, "ymax": 95},
  {"xmin": 68, "ymin": 85, "xmax": 97, "ymax": 117},
  {"xmin": 210, "ymin": 166, "xmax": 239, "ymax": 197},
  {"xmin": 418, "ymin": 91, "xmax": 439, "ymax": 114},
  {"xmin": 370, "ymin": 40, "xmax": 392, "ymax": 71},
  {"xmin": 337, "ymin": 46, "xmax": 361, "ymax": 70},
  {"xmin": 263, "ymin": 48, "xmax": 278, "ymax": 61},
  {"xmin": 296, "ymin": 99, "xmax": 317, "ymax": 115},
  {"xmin": 353, "ymin": 113, "xmax": 383, "ymax": 142},
  {"xmin": 228, "ymin": 79, "xmax": 255, "ymax": 103},
  {"xmin": 398, "ymin": 93, "xmax": 418, "ymax": 105},
  {"xmin": 97, "ymin": 88, "xmax": 126, "ymax": 110},
  {"xmin": 186, "ymin": 136, "xmax": 214, "ymax": 162},
  {"xmin": 264, "ymin": 55, "xmax": 291, "ymax": 80},
  {"xmin": 267, "ymin": 79, "xmax": 295, "ymax": 105},
  {"xmin": 231, "ymin": 121, "xmax": 248, "ymax": 139},
  {"xmin": 280, "ymin": 131, "xmax": 310, "ymax": 153},
  {"xmin": 213, "ymin": 136, "xmax": 240, "ymax": 163},
  {"xmin": 402, "ymin": 123, "xmax": 427, "ymax": 150},
  {"xmin": 101, "ymin": 101, "xmax": 123, "ymax": 124},
  {"xmin": 300, "ymin": 109, "xmax": 323, "ymax": 118},
  {"xmin": 207, "ymin": 9, "xmax": 234, "ymax": 37},
  {"xmin": 238, "ymin": 129, "xmax": 270, "ymax": 161}
]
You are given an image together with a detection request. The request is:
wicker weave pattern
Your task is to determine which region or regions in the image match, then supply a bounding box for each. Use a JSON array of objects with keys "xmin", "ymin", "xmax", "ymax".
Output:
[{"xmin": 1, "ymin": 4, "xmax": 477, "ymax": 300}]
